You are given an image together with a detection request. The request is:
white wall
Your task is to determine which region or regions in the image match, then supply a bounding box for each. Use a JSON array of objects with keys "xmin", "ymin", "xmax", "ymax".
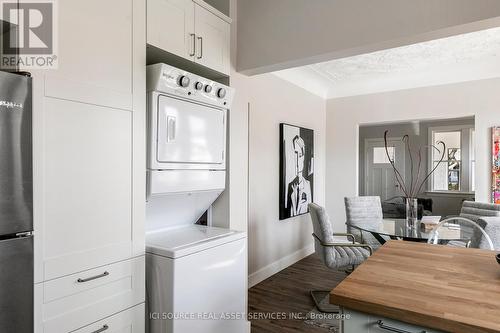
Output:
[
  {"xmin": 242, "ymin": 74, "xmax": 326, "ymax": 286},
  {"xmin": 326, "ymin": 78, "xmax": 500, "ymax": 231},
  {"xmin": 211, "ymin": 0, "xmax": 248, "ymax": 233},
  {"xmin": 237, "ymin": 0, "xmax": 500, "ymax": 74},
  {"xmin": 227, "ymin": 0, "xmax": 326, "ymax": 287}
]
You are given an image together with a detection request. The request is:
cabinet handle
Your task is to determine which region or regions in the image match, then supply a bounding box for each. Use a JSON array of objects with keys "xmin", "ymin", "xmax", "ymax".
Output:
[
  {"xmin": 189, "ymin": 33, "xmax": 195, "ymax": 57},
  {"xmin": 91, "ymin": 324, "xmax": 109, "ymax": 333},
  {"xmin": 197, "ymin": 36, "xmax": 203, "ymax": 59},
  {"xmin": 77, "ymin": 271, "xmax": 109, "ymax": 283},
  {"xmin": 377, "ymin": 320, "xmax": 426, "ymax": 333}
]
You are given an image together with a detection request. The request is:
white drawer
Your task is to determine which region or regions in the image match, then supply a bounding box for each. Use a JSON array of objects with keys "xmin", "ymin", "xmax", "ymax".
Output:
[
  {"xmin": 72, "ymin": 303, "xmax": 145, "ymax": 333},
  {"xmin": 36, "ymin": 256, "xmax": 145, "ymax": 333}
]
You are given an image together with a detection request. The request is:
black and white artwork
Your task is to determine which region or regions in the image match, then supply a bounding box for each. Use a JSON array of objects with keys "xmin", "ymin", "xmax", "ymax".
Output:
[{"xmin": 279, "ymin": 123, "xmax": 314, "ymax": 220}]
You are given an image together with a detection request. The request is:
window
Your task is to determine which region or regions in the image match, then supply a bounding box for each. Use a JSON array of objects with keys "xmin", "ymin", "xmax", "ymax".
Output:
[
  {"xmin": 373, "ymin": 146, "xmax": 394, "ymax": 164},
  {"xmin": 429, "ymin": 125, "xmax": 474, "ymax": 193}
]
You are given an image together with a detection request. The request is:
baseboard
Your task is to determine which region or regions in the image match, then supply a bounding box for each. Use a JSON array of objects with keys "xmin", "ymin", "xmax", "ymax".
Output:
[{"xmin": 248, "ymin": 243, "xmax": 315, "ymax": 288}]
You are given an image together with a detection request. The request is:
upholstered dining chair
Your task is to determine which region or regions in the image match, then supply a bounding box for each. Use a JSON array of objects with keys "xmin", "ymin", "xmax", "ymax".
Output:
[
  {"xmin": 308, "ymin": 203, "xmax": 372, "ymax": 312},
  {"xmin": 344, "ymin": 196, "xmax": 387, "ymax": 251},
  {"xmin": 446, "ymin": 201, "xmax": 500, "ymax": 250}
]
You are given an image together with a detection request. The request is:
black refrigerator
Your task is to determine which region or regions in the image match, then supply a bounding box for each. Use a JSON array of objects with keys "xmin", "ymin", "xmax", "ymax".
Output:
[{"xmin": 0, "ymin": 70, "xmax": 33, "ymax": 332}]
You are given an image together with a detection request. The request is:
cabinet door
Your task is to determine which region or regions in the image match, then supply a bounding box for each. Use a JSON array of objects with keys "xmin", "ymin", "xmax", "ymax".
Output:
[
  {"xmin": 147, "ymin": 0, "xmax": 195, "ymax": 61},
  {"xmin": 31, "ymin": 0, "xmax": 146, "ymax": 284},
  {"xmin": 194, "ymin": 3, "xmax": 230, "ymax": 75},
  {"xmin": 41, "ymin": 98, "xmax": 133, "ymax": 280},
  {"xmin": 43, "ymin": 0, "xmax": 134, "ymax": 110}
]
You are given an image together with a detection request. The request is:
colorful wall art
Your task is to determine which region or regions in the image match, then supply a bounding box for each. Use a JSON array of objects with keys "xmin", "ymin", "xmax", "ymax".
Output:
[{"xmin": 493, "ymin": 127, "xmax": 500, "ymax": 204}]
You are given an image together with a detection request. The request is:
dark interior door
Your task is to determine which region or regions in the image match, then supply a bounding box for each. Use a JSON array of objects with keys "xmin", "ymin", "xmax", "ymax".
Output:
[{"xmin": 0, "ymin": 236, "xmax": 33, "ymax": 333}]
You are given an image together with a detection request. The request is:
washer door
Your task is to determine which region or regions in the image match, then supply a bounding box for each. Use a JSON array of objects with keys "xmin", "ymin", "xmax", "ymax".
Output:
[{"xmin": 156, "ymin": 94, "xmax": 225, "ymax": 165}]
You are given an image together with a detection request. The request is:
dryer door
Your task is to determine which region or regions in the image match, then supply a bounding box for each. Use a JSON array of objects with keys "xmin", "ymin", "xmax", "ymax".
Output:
[{"xmin": 156, "ymin": 94, "xmax": 225, "ymax": 165}]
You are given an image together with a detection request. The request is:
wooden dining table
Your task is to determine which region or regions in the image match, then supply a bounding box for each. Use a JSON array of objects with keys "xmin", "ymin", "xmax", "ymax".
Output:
[{"xmin": 330, "ymin": 241, "xmax": 500, "ymax": 333}]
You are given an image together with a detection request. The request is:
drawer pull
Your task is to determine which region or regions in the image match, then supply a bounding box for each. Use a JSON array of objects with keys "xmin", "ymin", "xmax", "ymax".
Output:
[
  {"xmin": 91, "ymin": 324, "xmax": 109, "ymax": 333},
  {"xmin": 377, "ymin": 320, "xmax": 426, "ymax": 333},
  {"xmin": 76, "ymin": 271, "xmax": 109, "ymax": 283}
]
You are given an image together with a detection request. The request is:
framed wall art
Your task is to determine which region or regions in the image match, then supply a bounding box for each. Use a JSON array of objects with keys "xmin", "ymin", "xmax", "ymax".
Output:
[{"xmin": 279, "ymin": 123, "xmax": 314, "ymax": 220}]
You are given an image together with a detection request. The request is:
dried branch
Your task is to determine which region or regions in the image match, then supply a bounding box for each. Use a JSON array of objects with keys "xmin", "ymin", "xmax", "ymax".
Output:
[
  {"xmin": 412, "ymin": 148, "xmax": 423, "ymax": 198},
  {"xmin": 384, "ymin": 130, "xmax": 409, "ymax": 198},
  {"xmin": 383, "ymin": 130, "xmax": 446, "ymax": 199},
  {"xmin": 402, "ymin": 135, "xmax": 415, "ymax": 198}
]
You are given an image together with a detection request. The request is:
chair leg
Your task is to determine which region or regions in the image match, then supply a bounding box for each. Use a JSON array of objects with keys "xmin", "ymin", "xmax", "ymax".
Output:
[{"xmin": 310, "ymin": 290, "xmax": 339, "ymax": 313}]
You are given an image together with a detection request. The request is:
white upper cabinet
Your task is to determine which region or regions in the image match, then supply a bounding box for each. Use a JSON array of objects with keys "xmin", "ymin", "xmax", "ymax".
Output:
[
  {"xmin": 147, "ymin": 0, "xmax": 195, "ymax": 61},
  {"xmin": 147, "ymin": 0, "xmax": 230, "ymax": 75},
  {"xmin": 194, "ymin": 3, "xmax": 230, "ymax": 75},
  {"xmin": 44, "ymin": 0, "xmax": 134, "ymax": 110}
]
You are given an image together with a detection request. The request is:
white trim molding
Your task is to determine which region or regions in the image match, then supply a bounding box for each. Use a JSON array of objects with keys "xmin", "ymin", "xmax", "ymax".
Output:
[{"xmin": 248, "ymin": 243, "xmax": 315, "ymax": 288}]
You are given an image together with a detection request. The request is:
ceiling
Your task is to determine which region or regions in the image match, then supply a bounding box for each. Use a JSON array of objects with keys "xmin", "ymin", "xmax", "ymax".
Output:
[{"xmin": 273, "ymin": 27, "xmax": 500, "ymax": 99}]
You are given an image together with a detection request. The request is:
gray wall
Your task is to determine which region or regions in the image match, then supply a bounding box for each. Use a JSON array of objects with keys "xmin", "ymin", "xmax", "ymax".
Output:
[
  {"xmin": 358, "ymin": 117, "xmax": 475, "ymax": 217},
  {"xmin": 237, "ymin": 0, "xmax": 500, "ymax": 75}
]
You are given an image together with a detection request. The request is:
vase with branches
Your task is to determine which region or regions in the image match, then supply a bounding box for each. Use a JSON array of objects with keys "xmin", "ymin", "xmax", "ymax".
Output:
[{"xmin": 384, "ymin": 130, "xmax": 446, "ymax": 228}]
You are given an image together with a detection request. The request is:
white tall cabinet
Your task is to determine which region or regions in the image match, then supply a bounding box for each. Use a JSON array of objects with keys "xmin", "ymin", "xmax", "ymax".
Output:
[{"xmin": 30, "ymin": 0, "xmax": 146, "ymax": 332}]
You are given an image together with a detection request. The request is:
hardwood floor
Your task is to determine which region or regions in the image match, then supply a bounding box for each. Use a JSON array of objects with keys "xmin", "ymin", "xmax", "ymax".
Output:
[{"xmin": 248, "ymin": 254, "xmax": 346, "ymax": 333}]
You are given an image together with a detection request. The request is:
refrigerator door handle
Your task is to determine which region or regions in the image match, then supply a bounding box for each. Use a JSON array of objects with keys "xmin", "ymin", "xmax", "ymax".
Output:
[{"xmin": 15, "ymin": 231, "xmax": 33, "ymax": 238}]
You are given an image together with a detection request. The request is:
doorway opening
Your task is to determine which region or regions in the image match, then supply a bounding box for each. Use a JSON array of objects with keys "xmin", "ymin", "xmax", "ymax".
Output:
[{"xmin": 359, "ymin": 116, "xmax": 475, "ymax": 218}]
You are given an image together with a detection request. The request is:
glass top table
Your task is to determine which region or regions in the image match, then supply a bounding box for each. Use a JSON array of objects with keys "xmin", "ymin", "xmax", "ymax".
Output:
[{"xmin": 348, "ymin": 219, "xmax": 469, "ymax": 244}]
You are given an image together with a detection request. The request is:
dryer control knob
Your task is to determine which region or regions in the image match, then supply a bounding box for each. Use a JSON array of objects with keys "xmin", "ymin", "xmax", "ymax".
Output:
[
  {"xmin": 216, "ymin": 88, "xmax": 226, "ymax": 99},
  {"xmin": 178, "ymin": 75, "xmax": 190, "ymax": 88},
  {"xmin": 204, "ymin": 85, "xmax": 213, "ymax": 93},
  {"xmin": 194, "ymin": 81, "xmax": 203, "ymax": 90}
]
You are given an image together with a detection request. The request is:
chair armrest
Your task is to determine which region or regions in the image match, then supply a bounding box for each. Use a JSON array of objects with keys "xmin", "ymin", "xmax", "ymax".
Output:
[
  {"xmin": 312, "ymin": 233, "xmax": 373, "ymax": 255},
  {"xmin": 332, "ymin": 232, "xmax": 355, "ymax": 244}
]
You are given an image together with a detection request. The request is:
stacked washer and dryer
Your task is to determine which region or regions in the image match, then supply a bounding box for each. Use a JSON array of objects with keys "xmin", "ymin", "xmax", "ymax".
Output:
[{"xmin": 145, "ymin": 63, "xmax": 247, "ymax": 333}]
